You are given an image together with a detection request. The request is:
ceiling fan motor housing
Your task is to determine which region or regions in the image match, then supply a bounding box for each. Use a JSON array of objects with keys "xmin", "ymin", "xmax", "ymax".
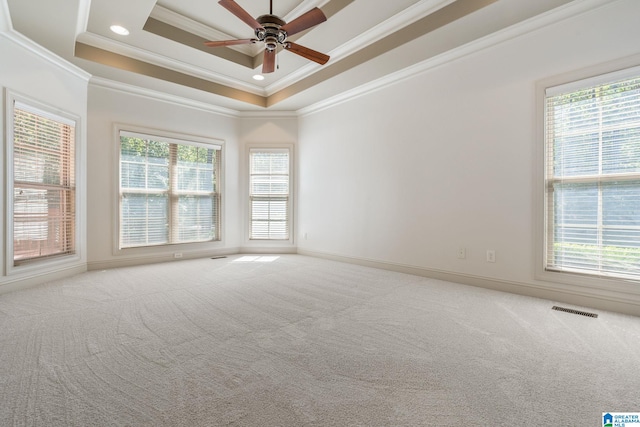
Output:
[{"xmin": 256, "ymin": 14, "xmax": 287, "ymax": 51}]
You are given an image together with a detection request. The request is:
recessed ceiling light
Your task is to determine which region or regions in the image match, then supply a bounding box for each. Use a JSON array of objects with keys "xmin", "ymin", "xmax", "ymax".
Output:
[
  {"xmin": 110, "ymin": 25, "xmax": 130, "ymax": 36},
  {"xmin": 253, "ymin": 74, "xmax": 265, "ymax": 81}
]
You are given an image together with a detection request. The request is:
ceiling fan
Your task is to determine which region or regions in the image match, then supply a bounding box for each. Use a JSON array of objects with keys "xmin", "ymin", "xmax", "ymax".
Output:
[{"xmin": 205, "ymin": 0, "xmax": 330, "ymax": 74}]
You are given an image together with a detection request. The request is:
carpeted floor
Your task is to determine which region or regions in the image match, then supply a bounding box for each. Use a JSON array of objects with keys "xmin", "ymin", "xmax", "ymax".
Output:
[{"xmin": 0, "ymin": 254, "xmax": 638, "ymax": 426}]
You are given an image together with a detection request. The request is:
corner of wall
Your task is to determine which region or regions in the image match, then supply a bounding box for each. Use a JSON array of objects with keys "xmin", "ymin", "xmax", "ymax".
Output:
[{"xmin": 0, "ymin": 0, "xmax": 12, "ymax": 33}]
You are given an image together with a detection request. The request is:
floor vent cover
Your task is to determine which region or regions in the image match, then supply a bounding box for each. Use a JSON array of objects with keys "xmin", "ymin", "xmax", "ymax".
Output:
[{"xmin": 552, "ymin": 305, "xmax": 598, "ymax": 318}]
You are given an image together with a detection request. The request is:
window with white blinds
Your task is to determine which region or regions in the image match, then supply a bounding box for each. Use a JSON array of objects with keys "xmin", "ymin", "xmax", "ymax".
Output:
[
  {"xmin": 544, "ymin": 70, "xmax": 640, "ymax": 281},
  {"xmin": 119, "ymin": 131, "xmax": 221, "ymax": 249},
  {"xmin": 249, "ymin": 148, "xmax": 290, "ymax": 240},
  {"xmin": 12, "ymin": 102, "xmax": 76, "ymax": 265}
]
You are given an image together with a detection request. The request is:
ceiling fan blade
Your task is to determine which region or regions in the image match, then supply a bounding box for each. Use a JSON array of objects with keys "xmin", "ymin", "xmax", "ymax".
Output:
[
  {"xmin": 204, "ymin": 39, "xmax": 257, "ymax": 47},
  {"xmin": 280, "ymin": 7, "xmax": 326, "ymax": 37},
  {"xmin": 262, "ymin": 49, "xmax": 276, "ymax": 73},
  {"xmin": 218, "ymin": 0, "xmax": 264, "ymax": 31},
  {"xmin": 284, "ymin": 42, "xmax": 329, "ymax": 65}
]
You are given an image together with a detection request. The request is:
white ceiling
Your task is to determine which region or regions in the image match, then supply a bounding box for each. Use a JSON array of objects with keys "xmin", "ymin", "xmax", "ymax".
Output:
[{"xmin": 6, "ymin": 0, "xmax": 578, "ymax": 112}]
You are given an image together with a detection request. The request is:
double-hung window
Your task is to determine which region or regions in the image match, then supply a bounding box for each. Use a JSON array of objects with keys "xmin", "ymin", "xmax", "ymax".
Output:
[
  {"xmin": 119, "ymin": 130, "xmax": 222, "ymax": 249},
  {"xmin": 10, "ymin": 101, "xmax": 77, "ymax": 266},
  {"xmin": 544, "ymin": 69, "xmax": 640, "ymax": 281},
  {"xmin": 249, "ymin": 148, "xmax": 291, "ymax": 240}
]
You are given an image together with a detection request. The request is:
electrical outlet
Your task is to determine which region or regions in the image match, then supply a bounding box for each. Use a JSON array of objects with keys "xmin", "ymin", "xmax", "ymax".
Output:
[
  {"xmin": 173, "ymin": 252, "xmax": 183, "ymax": 259},
  {"xmin": 457, "ymin": 247, "xmax": 466, "ymax": 259},
  {"xmin": 486, "ymin": 250, "xmax": 496, "ymax": 263}
]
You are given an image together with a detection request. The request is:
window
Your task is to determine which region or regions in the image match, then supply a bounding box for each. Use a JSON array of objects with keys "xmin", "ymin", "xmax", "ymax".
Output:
[
  {"xmin": 119, "ymin": 131, "xmax": 221, "ymax": 249},
  {"xmin": 544, "ymin": 69, "xmax": 640, "ymax": 281},
  {"xmin": 11, "ymin": 101, "xmax": 76, "ymax": 266},
  {"xmin": 249, "ymin": 148, "xmax": 290, "ymax": 240}
]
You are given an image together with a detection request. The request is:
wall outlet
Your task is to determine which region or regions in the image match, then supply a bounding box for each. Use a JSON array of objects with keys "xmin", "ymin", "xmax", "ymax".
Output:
[
  {"xmin": 486, "ymin": 250, "xmax": 496, "ymax": 263},
  {"xmin": 457, "ymin": 247, "xmax": 466, "ymax": 259},
  {"xmin": 173, "ymin": 252, "xmax": 183, "ymax": 259}
]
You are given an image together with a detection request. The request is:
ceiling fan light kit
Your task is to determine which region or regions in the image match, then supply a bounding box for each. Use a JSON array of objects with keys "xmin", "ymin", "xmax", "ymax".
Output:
[
  {"xmin": 205, "ymin": 0, "xmax": 330, "ymax": 74},
  {"xmin": 256, "ymin": 14, "xmax": 286, "ymax": 51}
]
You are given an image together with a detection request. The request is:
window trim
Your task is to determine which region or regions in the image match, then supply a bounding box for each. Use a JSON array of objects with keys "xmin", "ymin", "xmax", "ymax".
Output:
[
  {"xmin": 244, "ymin": 143, "xmax": 295, "ymax": 245},
  {"xmin": 113, "ymin": 124, "xmax": 225, "ymax": 255},
  {"xmin": 5, "ymin": 91, "xmax": 83, "ymax": 276},
  {"xmin": 535, "ymin": 58, "xmax": 640, "ymax": 293}
]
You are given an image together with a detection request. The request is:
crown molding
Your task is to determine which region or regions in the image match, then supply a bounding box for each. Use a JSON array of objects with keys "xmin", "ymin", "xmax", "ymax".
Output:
[
  {"xmin": 285, "ymin": 0, "xmax": 331, "ymax": 21},
  {"xmin": 267, "ymin": 0, "xmax": 456, "ymax": 94},
  {"xmin": 237, "ymin": 110, "xmax": 298, "ymax": 119},
  {"xmin": 75, "ymin": 0, "xmax": 91, "ymax": 36},
  {"xmin": 78, "ymin": 31, "xmax": 265, "ymax": 95},
  {"xmin": 298, "ymin": 0, "xmax": 616, "ymax": 116},
  {"xmin": 84, "ymin": 92, "xmax": 295, "ymax": 119},
  {"xmin": 89, "ymin": 76, "xmax": 240, "ymax": 118},
  {"xmin": 149, "ymin": 4, "xmax": 259, "ymax": 57},
  {"xmin": 1, "ymin": 29, "xmax": 91, "ymax": 81}
]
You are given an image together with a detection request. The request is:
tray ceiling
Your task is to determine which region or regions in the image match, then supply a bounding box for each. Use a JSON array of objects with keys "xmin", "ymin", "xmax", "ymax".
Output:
[{"xmin": 6, "ymin": 0, "xmax": 578, "ymax": 112}]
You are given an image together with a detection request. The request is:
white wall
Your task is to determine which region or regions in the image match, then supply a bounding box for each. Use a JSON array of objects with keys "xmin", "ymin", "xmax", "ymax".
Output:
[
  {"xmin": 297, "ymin": 0, "xmax": 640, "ymax": 315},
  {"xmin": 0, "ymin": 30, "xmax": 89, "ymax": 291},
  {"xmin": 86, "ymin": 84, "xmax": 243, "ymax": 269},
  {"xmin": 86, "ymin": 89, "xmax": 302, "ymax": 268}
]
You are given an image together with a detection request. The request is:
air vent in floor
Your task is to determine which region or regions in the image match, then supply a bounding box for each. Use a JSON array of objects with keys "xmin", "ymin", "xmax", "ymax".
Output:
[{"xmin": 552, "ymin": 305, "xmax": 598, "ymax": 318}]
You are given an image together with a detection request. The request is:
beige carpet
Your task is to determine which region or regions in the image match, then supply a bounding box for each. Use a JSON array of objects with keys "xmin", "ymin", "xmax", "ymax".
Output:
[{"xmin": 0, "ymin": 254, "xmax": 638, "ymax": 426}]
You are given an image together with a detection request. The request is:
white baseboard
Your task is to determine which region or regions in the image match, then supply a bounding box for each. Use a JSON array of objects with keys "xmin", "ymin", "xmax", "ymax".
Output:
[
  {"xmin": 86, "ymin": 246, "xmax": 298, "ymax": 271},
  {"xmin": 239, "ymin": 246, "xmax": 297, "ymax": 255},
  {"xmin": 0, "ymin": 264, "xmax": 87, "ymax": 295},
  {"xmin": 87, "ymin": 248, "xmax": 241, "ymax": 271},
  {"xmin": 4, "ymin": 246, "xmax": 637, "ymax": 317},
  {"xmin": 297, "ymin": 249, "xmax": 640, "ymax": 317}
]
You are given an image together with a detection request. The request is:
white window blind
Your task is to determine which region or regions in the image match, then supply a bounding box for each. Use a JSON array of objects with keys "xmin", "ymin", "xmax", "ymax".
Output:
[
  {"xmin": 249, "ymin": 149, "xmax": 290, "ymax": 240},
  {"xmin": 544, "ymin": 72, "xmax": 640, "ymax": 280},
  {"xmin": 12, "ymin": 102, "xmax": 76, "ymax": 265},
  {"xmin": 119, "ymin": 131, "xmax": 221, "ymax": 248}
]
